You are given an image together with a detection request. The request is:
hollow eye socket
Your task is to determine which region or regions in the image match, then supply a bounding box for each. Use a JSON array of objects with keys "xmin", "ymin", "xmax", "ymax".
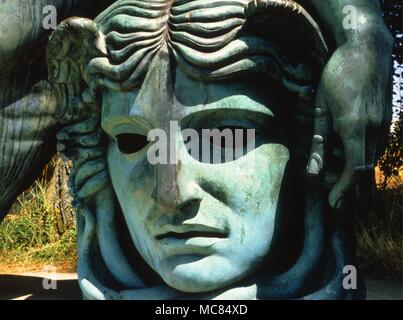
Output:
[
  {"xmin": 210, "ymin": 127, "xmax": 254, "ymax": 149},
  {"xmin": 116, "ymin": 133, "xmax": 148, "ymax": 155}
]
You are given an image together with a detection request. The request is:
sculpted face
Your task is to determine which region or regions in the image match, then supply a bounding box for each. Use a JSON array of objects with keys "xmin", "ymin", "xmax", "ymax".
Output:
[{"xmin": 102, "ymin": 51, "xmax": 291, "ymax": 293}]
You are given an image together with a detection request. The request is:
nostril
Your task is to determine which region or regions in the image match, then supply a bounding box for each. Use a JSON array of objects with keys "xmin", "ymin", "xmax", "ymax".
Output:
[{"xmin": 178, "ymin": 199, "xmax": 201, "ymax": 219}]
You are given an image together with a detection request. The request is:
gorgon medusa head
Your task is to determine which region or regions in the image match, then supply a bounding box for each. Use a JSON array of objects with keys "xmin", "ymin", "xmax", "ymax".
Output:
[{"xmin": 0, "ymin": 0, "xmax": 393, "ymax": 299}]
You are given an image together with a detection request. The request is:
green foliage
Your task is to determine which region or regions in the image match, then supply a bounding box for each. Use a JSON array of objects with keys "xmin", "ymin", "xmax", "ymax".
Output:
[{"xmin": 0, "ymin": 179, "xmax": 77, "ymax": 269}]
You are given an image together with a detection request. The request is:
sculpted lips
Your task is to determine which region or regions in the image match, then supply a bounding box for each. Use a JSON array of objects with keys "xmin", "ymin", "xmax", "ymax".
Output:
[
  {"xmin": 155, "ymin": 225, "xmax": 228, "ymax": 255},
  {"xmin": 155, "ymin": 224, "xmax": 228, "ymax": 240}
]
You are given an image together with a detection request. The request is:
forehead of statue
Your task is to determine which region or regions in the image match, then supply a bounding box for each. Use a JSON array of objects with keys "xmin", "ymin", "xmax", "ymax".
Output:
[{"xmin": 101, "ymin": 49, "xmax": 280, "ymax": 130}]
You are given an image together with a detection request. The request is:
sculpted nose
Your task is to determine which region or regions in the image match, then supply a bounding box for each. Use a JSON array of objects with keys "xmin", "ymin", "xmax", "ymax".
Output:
[
  {"xmin": 153, "ymin": 162, "xmax": 181, "ymax": 210},
  {"xmin": 152, "ymin": 161, "xmax": 202, "ymax": 212}
]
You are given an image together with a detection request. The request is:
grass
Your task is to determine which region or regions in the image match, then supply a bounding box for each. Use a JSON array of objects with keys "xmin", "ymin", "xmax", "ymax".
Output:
[
  {"xmin": 355, "ymin": 184, "xmax": 402, "ymax": 281},
  {"xmin": 0, "ymin": 178, "xmax": 77, "ymax": 273}
]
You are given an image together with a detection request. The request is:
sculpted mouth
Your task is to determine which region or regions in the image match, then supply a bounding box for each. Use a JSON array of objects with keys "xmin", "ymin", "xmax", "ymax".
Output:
[
  {"xmin": 156, "ymin": 231, "xmax": 227, "ymax": 240},
  {"xmin": 155, "ymin": 224, "xmax": 228, "ymax": 240}
]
